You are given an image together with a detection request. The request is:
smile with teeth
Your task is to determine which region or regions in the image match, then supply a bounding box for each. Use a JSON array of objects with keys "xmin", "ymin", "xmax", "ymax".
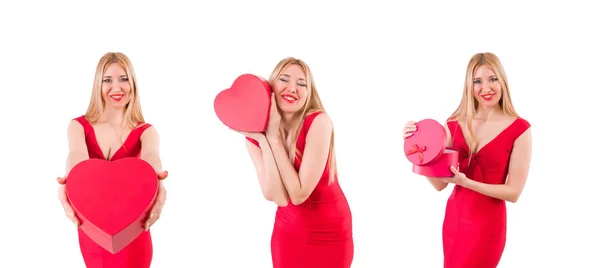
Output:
[
  {"xmin": 481, "ymin": 93, "xmax": 495, "ymax": 101},
  {"xmin": 109, "ymin": 94, "xmax": 125, "ymax": 101},
  {"xmin": 281, "ymin": 94, "xmax": 298, "ymax": 104}
]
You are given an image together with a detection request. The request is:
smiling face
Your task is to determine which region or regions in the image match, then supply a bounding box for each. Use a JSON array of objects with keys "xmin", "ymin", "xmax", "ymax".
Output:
[
  {"xmin": 273, "ymin": 64, "xmax": 309, "ymax": 114},
  {"xmin": 101, "ymin": 63, "xmax": 132, "ymax": 109},
  {"xmin": 472, "ymin": 64, "xmax": 502, "ymax": 108}
]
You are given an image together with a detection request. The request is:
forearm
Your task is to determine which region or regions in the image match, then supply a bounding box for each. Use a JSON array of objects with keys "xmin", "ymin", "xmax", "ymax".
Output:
[
  {"xmin": 426, "ymin": 177, "xmax": 448, "ymax": 191},
  {"xmin": 257, "ymin": 137, "xmax": 289, "ymax": 205},
  {"xmin": 267, "ymin": 136, "xmax": 303, "ymax": 201},
  {"xmin": 65, "ymin": 151, "xmax": 89, "ymax": 177},
  {"xmin": 463, "ymin": 179, "xmax": 519, "ymax": 203}
]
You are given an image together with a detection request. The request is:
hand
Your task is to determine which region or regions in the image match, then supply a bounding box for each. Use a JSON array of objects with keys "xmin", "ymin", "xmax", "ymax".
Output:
[
  {"xmin": 266, "ymin": 93, "xmax": 281, "ymax": 139},
  {"xmin": 144, "ymin": 171, "xmax": 169, "ymax": 230},
  {"xmin": 442, "ymin": 166, "xmax": 468, "ymax": 186},
  {"xmin": 57, "ymin": 177, "xmax": 80, "ymax": 227},
  {"xmin": 403, "ymin": 121, "xmax": 417, "ymax": 139}
]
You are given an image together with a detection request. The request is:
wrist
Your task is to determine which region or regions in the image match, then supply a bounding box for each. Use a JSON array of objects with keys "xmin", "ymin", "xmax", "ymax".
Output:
[
  {"xmin": 461, "ymin": 177, "xmax": 474, "ymax": 188},
  {"xmin": 256, "ymin": 135, "xmax": 270, "ymax": 146},
  {"xmin": 266, "ymin": 131, "xmax": 281, "ymax": 142}
]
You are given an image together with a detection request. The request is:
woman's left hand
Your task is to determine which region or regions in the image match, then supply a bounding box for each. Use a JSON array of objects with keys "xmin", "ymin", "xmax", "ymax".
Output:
[
  {"xmin": 144, "ymin": 171, "xmax": 168, "ymax": 230},
  {"xmin": 442, "ymin": 166, "xmax": 468, "ymax": 186},
  {"xmin": 266, "ymin": 93, "xmax": 281, "ymax": 139}
]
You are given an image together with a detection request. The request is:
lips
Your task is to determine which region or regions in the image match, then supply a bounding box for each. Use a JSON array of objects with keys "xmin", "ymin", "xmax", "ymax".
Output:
[
  {"xmin": 109, "ymin": 94, "xmax": 125, "ymax": 101},
  {"xmin": 480, "ymin": 93, "xmax": 495, "ymax": 101},
  {"xmin": 281, "ymin": 94, "xmax": 298, "ymax": 104}
]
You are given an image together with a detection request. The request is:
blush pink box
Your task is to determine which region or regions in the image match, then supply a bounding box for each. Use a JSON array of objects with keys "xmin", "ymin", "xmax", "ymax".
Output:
[{"xmin": 404, "ymin": 119, "xmax": 458, "ymax": 178}]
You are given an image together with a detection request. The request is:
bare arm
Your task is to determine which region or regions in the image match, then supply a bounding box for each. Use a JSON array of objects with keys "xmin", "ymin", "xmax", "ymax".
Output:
[
  {"xmin": 425, "ymin": 123, "xmax": 452, "ymax": 191},
  {"xmin": 140, "ymin": 126, "xmax": 163, "ymax": 173},
  {"xmin": 460, "ymin": 128, "xmax": 532, "ymax": 203},
  {"xmin": 64, "ymin": 120, "xmax": 90, "ymax": 177},
  {"xmin": 140, "ymin": 126, "xmax": 166, "ymax": 191},
  {"xmin": 246, "ymin": 136, "xmax": 289, "ymax": 206},
  {"xmin": 267, "ymin": 113, "xmax": 332, "ymax": 205}
]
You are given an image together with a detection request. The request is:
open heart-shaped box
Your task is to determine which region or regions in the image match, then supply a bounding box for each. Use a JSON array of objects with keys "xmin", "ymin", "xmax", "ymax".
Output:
[
  {"xmin": 404, "ymin": 119, "xmax": 459, "ymax": 177},
  {"xmin": 66, "ymin": 157, "xmax": 158, "ymax": 254},
  {"xmin": 214, "ymin": 73, "xmax": 272, "ymax": 132}
]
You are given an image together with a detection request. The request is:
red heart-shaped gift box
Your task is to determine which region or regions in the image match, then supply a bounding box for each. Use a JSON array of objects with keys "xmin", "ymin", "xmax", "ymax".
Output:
[
  {"xmin": 66, "ymin": 157, "xmax": 158, "ymax": 254},
  {"xmin": 404, "ymin": 119, "xmax": 459, "ymax": 177},
  {"xmin": 214, "ymin": 74, "xmax": 272, "ymax": 132}
]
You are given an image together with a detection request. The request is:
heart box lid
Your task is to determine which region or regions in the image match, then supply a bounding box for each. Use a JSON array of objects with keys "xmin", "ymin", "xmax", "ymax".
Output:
[
  {"xmin": 213, "ymin": 73, "xmax": 272, "ymax": 132},
  {"xmin": 403, "ymin": 119, "xmax": 447, "ymax": 166}
]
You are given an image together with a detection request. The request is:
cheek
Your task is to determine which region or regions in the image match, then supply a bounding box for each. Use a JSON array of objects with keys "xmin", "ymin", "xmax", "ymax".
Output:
[
  {"xmin": 492, "ymin": 83, "xmax": 502, "ymax": 93},
  {"xmin": 122, "ymin": 83, "xmax": 132, "ymax": 94},
  {"xmin": 272, "ymin": 81, "xmax": 284, "ymax": 93},
  {"xmin": 473, "ymin": 85, "xmax": 482, "ymax": 95},
  {"xmin": 299, "ymin": 87, "xmax": 308, "ymax": 99},
  {"xmin": 101, "ymin": 85, "xmax": 110, "ymax": 97}
]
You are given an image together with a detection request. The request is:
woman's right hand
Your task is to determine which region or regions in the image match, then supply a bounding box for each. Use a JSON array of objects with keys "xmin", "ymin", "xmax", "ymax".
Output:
[
  {"xmin": 403, "ymin": 121, "xmax": 417, "ymax": 139},
  {"xmin": 57, "ymin": 177, "xmax": 80, "ymax": 227}
]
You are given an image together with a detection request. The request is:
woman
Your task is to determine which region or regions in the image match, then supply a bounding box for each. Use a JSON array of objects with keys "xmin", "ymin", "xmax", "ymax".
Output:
[
  {"xmin": 233, "ymin": 57, "xmax": 354, "ymax": 268},
  {"xmin": 56, "ymin": 52, "xmax": 168, "ymax": 268},
  {"xmin": 403, "ymin": 52, "xmax": 532, "ymax": 268}
]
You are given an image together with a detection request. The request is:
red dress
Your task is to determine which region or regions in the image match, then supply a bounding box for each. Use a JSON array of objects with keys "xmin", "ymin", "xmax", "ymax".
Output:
[
  {"xmin": 248, "ymin": 112, "xmax": 354, "ymax": 268},
  {"xmin": 73, "ymin": 115, "xmax": 154, "ymax": 268},
  {"xmin": 443, "ymin": 118, "xmax": 530, "ymax": 268}
]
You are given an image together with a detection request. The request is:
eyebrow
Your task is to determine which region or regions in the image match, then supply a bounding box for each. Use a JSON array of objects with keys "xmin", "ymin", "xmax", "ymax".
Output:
[
  {"xmin": 280, "ymin": 74, "xmax": 306, "ymax": 81},
  {"xmin": 103, "ymin": 75, "xmax": 128, "ymax": 78},
  {"xmin": 474, "ymin": 75, "xmax": 497, "ymax": 79}
]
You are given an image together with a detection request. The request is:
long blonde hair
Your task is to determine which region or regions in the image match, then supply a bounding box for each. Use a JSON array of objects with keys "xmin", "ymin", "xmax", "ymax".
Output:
[
  {"xmin": 449, "ymin": 52, "xmax": 519, "ymax": 153},
  {"xmin": 268, "ymin": 57, "xmax": 337, "ymax": 184},
  {"xmin": 84, "ymin": 52, "xmax": 145, "ymax": 130}
]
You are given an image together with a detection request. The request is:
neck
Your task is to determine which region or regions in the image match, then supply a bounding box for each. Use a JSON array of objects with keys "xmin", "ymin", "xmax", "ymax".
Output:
[
  {"xmin": 475, "ymin": 105, "xmax": 502, "ymax": 121},
  {"xmin": 281, "ymin": 112, "xmax": 296, "ymax": 132},
  {"xmin": 100, "ymin": 107, "xmax": 126, "ymax": 125}
]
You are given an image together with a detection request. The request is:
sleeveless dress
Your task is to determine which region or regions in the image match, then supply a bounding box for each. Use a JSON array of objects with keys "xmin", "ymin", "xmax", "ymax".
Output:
[
  {"xmin": 247, "ymin": 111, "xmax": 354, "ymax": 268},
  {"xmin": 73, "ymin": 115, "xmax": 154, "ymax": 268},
  {"xmin": 442, "ymin": 118, "xmax": 531, "ymax": 268}
]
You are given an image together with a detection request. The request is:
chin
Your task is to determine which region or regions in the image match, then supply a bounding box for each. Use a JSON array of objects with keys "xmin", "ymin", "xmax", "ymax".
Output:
[{"xmin": 478, "ymin": 100, "xmax": 501, "ymax": 108}]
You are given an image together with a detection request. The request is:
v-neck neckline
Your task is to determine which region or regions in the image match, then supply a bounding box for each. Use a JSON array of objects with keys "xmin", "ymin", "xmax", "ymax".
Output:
[
  {"xmin": 456, "ymin": 118, "xmax": 520, "ymax": 155},
  {"xmin": 85, "ymin": 118, "xmax": 138, "ymax": 161}
]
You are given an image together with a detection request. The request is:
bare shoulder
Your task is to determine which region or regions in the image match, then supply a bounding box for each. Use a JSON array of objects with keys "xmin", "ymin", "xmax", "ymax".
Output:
[
  {"xmin": 140, "ymin": 124, "xmax": 159, "ymax": 140},
  {"xmin": 67, "ymin": 119, "xmax": 85, "ymax": 138},
  {"xmin": 311, "ymin": 112, "xmax": 333, "ymax": 127},
  {"xmin": 305, "ymin": 112, "xmax": 333, "ymax": 141},
  {"xmin": 68, "ymin": 119, "xmax": 84, "ymax": 131}
]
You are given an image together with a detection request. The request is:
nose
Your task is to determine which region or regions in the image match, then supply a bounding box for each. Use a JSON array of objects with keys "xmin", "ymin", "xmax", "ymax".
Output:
[
  {"xmin": 111, "ymin": 80, "xmax": 122, "ymax": 92},
  {"xmin": 288, "ymin": 85, "xmax": 297, "ymax": 94},
  {"xmin": 480, "ymin": 81, "xmax": 491, "ymax": 92}
]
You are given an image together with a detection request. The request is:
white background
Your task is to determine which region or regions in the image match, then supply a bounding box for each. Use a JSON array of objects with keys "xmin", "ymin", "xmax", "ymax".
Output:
[{"xmin": 1, "ymin": 1, "xmax": 598, "ymax": 267}]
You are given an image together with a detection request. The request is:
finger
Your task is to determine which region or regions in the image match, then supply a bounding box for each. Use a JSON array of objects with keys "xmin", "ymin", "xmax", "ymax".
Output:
[
  {"xmin": 58, "ymin": 187, "xmax": 66, "ymax": 200},
  {"xmin": 72, "ymin": 215, "xmax": 81, "ymax": 227},
  {"xmin": 65, "ymin": 209, "xmax": 80, "ymax": 226},
  {"xmin": 450, "ymin": 166, "xmax": 459, "ymax": 174},
  {"xmin": 57, "ymin": 177, "xmax": 67, "ymax": 185},
  {"xmin": 157, "ymin": 171, "xmax": 168, "ymax": 180},
  {"xmin": 144, "ymin": 212, "xmax": 160, "ymax": 230},
  {"xmin": 404, "ymin": 128, "xmax": 417, "ymax": 134},
  {"xmin": 403, "ymin": 133, "xmax": 413, "ymax": 139}
]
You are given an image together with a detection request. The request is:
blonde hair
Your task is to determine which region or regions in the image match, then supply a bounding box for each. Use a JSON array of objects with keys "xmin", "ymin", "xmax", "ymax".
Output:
[
  {"xmin": 84, "ymin": 52, "xmax": 145, "ymax": 130},
  {"xmin": 449, "ymin": 52, "xmax": 519, "ymax": 154},
  {"xmin": 268, "ymin": 57, "xmax": 337, "ymax": 184}
]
